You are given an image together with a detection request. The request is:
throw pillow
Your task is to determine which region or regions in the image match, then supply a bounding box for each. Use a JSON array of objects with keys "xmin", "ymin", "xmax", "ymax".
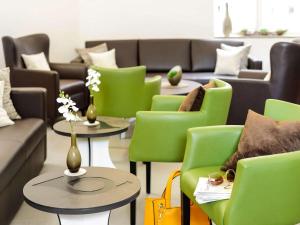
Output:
[
  {"xmin": 222, "ymin": 110, "xmax": 300, "ymax": 171},
  {"xmin": 76, "ymin": 43, "xmax": 108, "ymax": 66},
  {"xmin": 179, "ymin": 81, "xmax": 216, "ymax": 112},
  {"xmin": 21, "ymin": 52, "xmax": 51, "ymax": 71},
  {"xmin": 214, "ymin": 49, "xmax": 243, "ymax": 76},
  {"xmin": 0, "ymin": 80, "xmax": 14, "ymax": 127},
  {"xmin": 221, "ymin": 44, "xmax": 251, "ymax": 69},
  {"xmin": 88, "ymin": 49, "xmax": 118, "ymax": 68},
  {"xmin": 0, "ymin": 68, "xmax": 21, "ymax": 119}
]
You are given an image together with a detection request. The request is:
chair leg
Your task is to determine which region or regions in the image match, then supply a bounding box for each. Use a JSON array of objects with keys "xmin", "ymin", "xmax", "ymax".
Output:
[
  {"xmin": 145, "ymin": 162, "xmax": 151, "ymax": 194},
  {"xmin": 181, "ymin": 192, "xmax": 190, "ymax": 225},
  {"xmin": 130, "ymin": 162, "xmax": 137, "ymax": 225},
  {"xmin": 209, "ymin": 219, "xmax": 213, "ymax": 225}
]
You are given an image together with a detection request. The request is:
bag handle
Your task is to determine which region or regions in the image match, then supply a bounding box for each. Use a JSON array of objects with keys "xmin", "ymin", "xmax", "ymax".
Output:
[{"xmin": 161, "ymin": 170, "xmax": 181, "ymax": 208}]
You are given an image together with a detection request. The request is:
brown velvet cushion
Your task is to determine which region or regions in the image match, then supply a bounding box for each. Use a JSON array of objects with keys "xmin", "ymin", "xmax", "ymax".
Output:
[
  {"xmin": 223, "ymin": 110, "xmax": 300, "ymax": 171},
  {"xmin": 179, "ymin": 81, "xmax": 216, "ymax": 112}
]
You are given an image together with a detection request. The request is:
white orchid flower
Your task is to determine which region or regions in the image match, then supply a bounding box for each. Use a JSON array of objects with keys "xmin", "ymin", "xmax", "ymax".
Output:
[
  {"xmin": 56, "ymin": 91, "xmax": 81, "ymax": 122},
  {"xmin": 86, "ymin": 69, "xmax": 101, "ymax": 92}
]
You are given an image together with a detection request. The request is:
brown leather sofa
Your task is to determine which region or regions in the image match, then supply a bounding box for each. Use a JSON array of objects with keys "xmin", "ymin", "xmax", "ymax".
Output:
[
  {"xmin": 0, "ymin": 87, "xmax": 47, "ymax": 225},
  {"xmin": 2, "ymin": 33, "xmax": 89, "ymax": 125},
  {"xmin": 73, "ymin": 39, "xmax": 263, "ymax": 124}
]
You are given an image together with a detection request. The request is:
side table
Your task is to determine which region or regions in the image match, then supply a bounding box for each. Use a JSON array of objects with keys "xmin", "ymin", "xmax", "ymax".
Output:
[
  {"xmin": 53, "ymin": 116, "xmax": 130, "ymax": 168},
  {"xmin": 23, "ymin": 167, "xmax": 140, "ymax": 225}
]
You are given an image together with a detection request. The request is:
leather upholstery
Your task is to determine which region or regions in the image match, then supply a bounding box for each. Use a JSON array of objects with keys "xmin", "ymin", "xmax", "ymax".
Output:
[
  {"xmin": 81, "ymin": 39, "xmax": 263, "ymax": 125},
  {"xmin": 92, "ymin": 66, "xmax": 161, "ymax": 118},
  {"xmin": 139, "ymin": 39, "xmax": 191, "ymax": 72},
  {"xmin": 0, "ymin": 88, "xmax": 47, "ymax": 225},
  {"xmin": 269, "ymin": 42, "xmax": 300, "ymax": 103},
  {"xmin": 2, "ymin": 34, "xmax": 50, "ymax": 68},
  {"xmin": 2, "ymin": 33, "xmax": 88, "ymax": 124},
  {"xmin": 129, "ymin": 79, "xmax": 232, "ymax": 162},
  {"xmin": 86, "ymin": 40, "xmax": 139, "ymax": 67},
  {"xmin": 191, "ymin": 39, "xmax": 243, "ymax": 72},
  {"xmin": 181, "ymin": 99, "xmax": 300, "ymax": 225}
]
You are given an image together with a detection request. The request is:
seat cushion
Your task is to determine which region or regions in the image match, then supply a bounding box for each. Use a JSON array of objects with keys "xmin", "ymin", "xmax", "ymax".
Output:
[
  {"xmin": 191, "ymin": 39, "xmax": 243, "ymax": 72},
  {"xmin": 86, "ymin": 40, "xmax": 138, "ymax": 67},
  {"xmin": 0, "ymin": 118, "xmax": 45, "ymax": 192},
  {"xmin": 181, "ymin": 166, "xmax": 229, "ymax": 225},
  {"xmin": 139, "ymin": 39, "xmax": 191, "ymax": 72},
  {"xmin": 60, "ymin": 79, "xmax": 86, "ymax": 96}
]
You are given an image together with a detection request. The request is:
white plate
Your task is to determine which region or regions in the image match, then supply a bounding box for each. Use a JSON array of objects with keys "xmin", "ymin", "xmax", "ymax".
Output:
[
  {"xmin": 64, "ymin": 168, "xmax": 87, "ymax": 177},
  {"xmin": 83, "ymin": 120, "xmax": 100, "ymax": 127}
]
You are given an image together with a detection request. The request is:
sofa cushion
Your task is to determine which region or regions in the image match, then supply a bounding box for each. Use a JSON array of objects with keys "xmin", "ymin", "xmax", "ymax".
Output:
[
  {"xmin": 60, "ymin": 79, "xmax": 86, "ymax": 96},
  {"xmin": 86, "ymin": 40, "xmax": 138, "ymax": 67},
  {"xmin": 191, "ymin": 39, "xmax": 244, "ymax": 72},
  {"xmin": 139, "ymin": 39, "xmax": 191, "ymax": 72},
  {"xmin": 0, "ymin": 118, "xmax": 45, "ymax": 192}
]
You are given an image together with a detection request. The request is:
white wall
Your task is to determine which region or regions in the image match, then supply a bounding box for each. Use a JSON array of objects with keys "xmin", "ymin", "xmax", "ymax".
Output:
[
  {"xmin": 0, "ymin": 0, "xmax": 80, "ymax": 67},
  {"xmin": 78, "ymin": 0, "xmax": 213, "ymax": 44},
  {"xmin": 0, "ymin": 0, "xmax": 295, "ymax": 70}
]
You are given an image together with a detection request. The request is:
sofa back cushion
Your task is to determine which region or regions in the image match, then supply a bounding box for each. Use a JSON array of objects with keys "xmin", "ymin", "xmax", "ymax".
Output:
[
  {"xmin": 85, "ymin": 40, "xmax": 138, "ymax": 68},
  {"xmin": 191, "ymin": 39, "xmax": 244, "ymax": 72},
  {"xmin": 139, "ymin": 39, "xmax": 191, "ymax": 72}
]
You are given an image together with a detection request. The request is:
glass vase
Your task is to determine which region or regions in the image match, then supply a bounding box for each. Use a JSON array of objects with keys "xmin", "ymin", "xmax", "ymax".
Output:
[
  {"xmin": 86, "ymin": 95, "xmax": 97, "ymax": 124},
  {"xmin": 66, "ymin": 133, "xmax": 81, "ymax": 173}
]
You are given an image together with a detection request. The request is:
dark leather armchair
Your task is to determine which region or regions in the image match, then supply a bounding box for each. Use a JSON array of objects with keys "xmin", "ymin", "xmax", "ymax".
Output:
[
  {"xmin": 226, "ymin": 42, "xmax": 300, "ymax": 124},
  {"xmin": 2, "ymin": 33, "xmax": 89, "ymax": 124}
]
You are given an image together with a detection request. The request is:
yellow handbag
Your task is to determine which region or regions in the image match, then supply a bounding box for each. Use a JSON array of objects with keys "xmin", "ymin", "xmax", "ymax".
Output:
[{"xmin": 144, "ymin": 170, "xmax": 210, "ymax": 225}]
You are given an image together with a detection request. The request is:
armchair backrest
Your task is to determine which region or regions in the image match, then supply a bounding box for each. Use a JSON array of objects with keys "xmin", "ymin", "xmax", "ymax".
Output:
[
  {"xmin": 92, "ymin": 66, "xmax": 148, "ymax": 118},
  {"xmin": 2, "ymin": 33, "xmax": 50, "ymax": 69},
  {"xmin": 270, "ymin": 42, "xmax": 300, "ymax": 103},
  {"xmin": 200, "ymin": 79, "xmax": 233, "ymax": 125},
  {"xmin": 225, "ymin": 99, "xmax": 300, "ymax": 225}
]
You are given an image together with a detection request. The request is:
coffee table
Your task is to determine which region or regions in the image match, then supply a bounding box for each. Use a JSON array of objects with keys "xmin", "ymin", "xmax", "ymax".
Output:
[
  {"xmin": 23, "ymin": 167, "xmax": 140, "ymax": 225},
  {"xmin": 161, "ymin": 79, "xmax": 201, "ymax": 95},
  {"xmin": 53, "ymin": 116, "xmax": 130, "ymax": 168}
]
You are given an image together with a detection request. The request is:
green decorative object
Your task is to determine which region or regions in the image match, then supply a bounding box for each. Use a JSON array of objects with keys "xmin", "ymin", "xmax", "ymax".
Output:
[
  {"xmin": 86, "ymin": 95, "xmax": 97, "ymax": 124},
  {"xmin": 276, "ymin": 29, "xmax": 287, "ymax": 36},
  {"xmin": 67, "ymin": 133, "xmax": 81, "ymax": 173},
  {"xmin": 167, "ymin": 65, "xmax": 182, "ymax": 86},
  {"xmin": 223, "ymin": 3, "xmax": 232, "ymax": 37}
]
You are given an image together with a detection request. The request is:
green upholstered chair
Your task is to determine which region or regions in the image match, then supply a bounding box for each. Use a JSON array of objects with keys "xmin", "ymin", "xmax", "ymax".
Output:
[
  {"xmin": 91, "ymin": 66, "xmax": 161, "ymax": 118},
  {"xmin": 129, "ymin": 79, "xmax": 232, "ymax": 194},
  {"xmin": 181, "ymin": 99, "xmax": 300, "ymax": 225}
]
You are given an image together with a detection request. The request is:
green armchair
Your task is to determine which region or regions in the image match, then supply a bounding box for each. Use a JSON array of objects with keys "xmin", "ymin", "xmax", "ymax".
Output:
[
  {"xmin": 91, "ymin": 66, "xmax": 161, "ymax": 118},
  {"xmin": 129, "ymin": 79, "xmax": 232, "ymax": 192},
  {"xmin": 181, "ymin": 99, "xmax": 300, "ymax": 225}
]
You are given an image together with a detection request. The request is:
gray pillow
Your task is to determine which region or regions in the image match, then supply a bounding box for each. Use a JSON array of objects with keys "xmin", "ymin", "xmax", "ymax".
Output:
[{"xmin": 0, "ymin": 68, "xmax": 21, "ymax": 119}]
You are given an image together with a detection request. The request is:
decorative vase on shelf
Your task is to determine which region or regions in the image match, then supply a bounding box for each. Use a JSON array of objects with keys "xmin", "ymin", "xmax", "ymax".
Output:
[
  {"xmin": 86, "ymin": 95, "xmax": 97, "ymax": 124},
  {"xmin": 223, "ymin": 3, "xmax": 232, "ymax": 37},
  {"xmin": 66, "ymin": 133, "xmax": 82, "ymax": 173},
  {"xmin": 167, "ymin": 65, "xmax": 182, "ymax": 86}
]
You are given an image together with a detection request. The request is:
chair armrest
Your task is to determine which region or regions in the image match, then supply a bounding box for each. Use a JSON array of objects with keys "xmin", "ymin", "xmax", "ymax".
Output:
[
  {"xmin": 11, "ymin": 68, "xmax": 59, "ymax": 124},
  {"xmin": 70, "ymin": 56, "xmax": 83, "ymax": 64},
  {"xmin": 238, "ymin": 69, "xmax": 269, "ymax": 80},
  {"xmin": 181, "ymin": 126, "xmax": 243, "ymax": 172},
  {"xmin": 10, "ymin": 87, "xmax": 47, "ymax": 121},
  {"xmin": 247, "ymin": 57, "xmax": 263, "ymax": 70},
  {"xmin": 50, "ymin": 62, "xmax": 87, "ymax": 80},
  {"xmin": 129, "ymin": 111, "xmax": 206, "ymax": 162},
  {"xmin": 151, "ymin": 95, "xmax": 185, "ymax": 111},
  {"xmin": 225, "ymin": 151, "xmax": 300, "ymax": 225},
  {"xmin": 11, "ymin": 68, "xmax": 59, "ymax": 87},
  {"xmin": 143, "ymin": 75, "xmax": 162, "ymax": 110}
]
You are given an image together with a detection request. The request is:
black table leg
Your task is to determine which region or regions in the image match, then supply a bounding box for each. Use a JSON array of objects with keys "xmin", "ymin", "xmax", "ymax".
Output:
[{"xmin": 88, "ymin": 137, "xmax": 91, "ymax": 166}]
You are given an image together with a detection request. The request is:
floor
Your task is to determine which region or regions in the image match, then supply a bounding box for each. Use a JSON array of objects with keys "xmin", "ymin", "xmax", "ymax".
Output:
[{"xmin": 11, "ymin": 128, "xmax": 182, "ymax": 225}]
